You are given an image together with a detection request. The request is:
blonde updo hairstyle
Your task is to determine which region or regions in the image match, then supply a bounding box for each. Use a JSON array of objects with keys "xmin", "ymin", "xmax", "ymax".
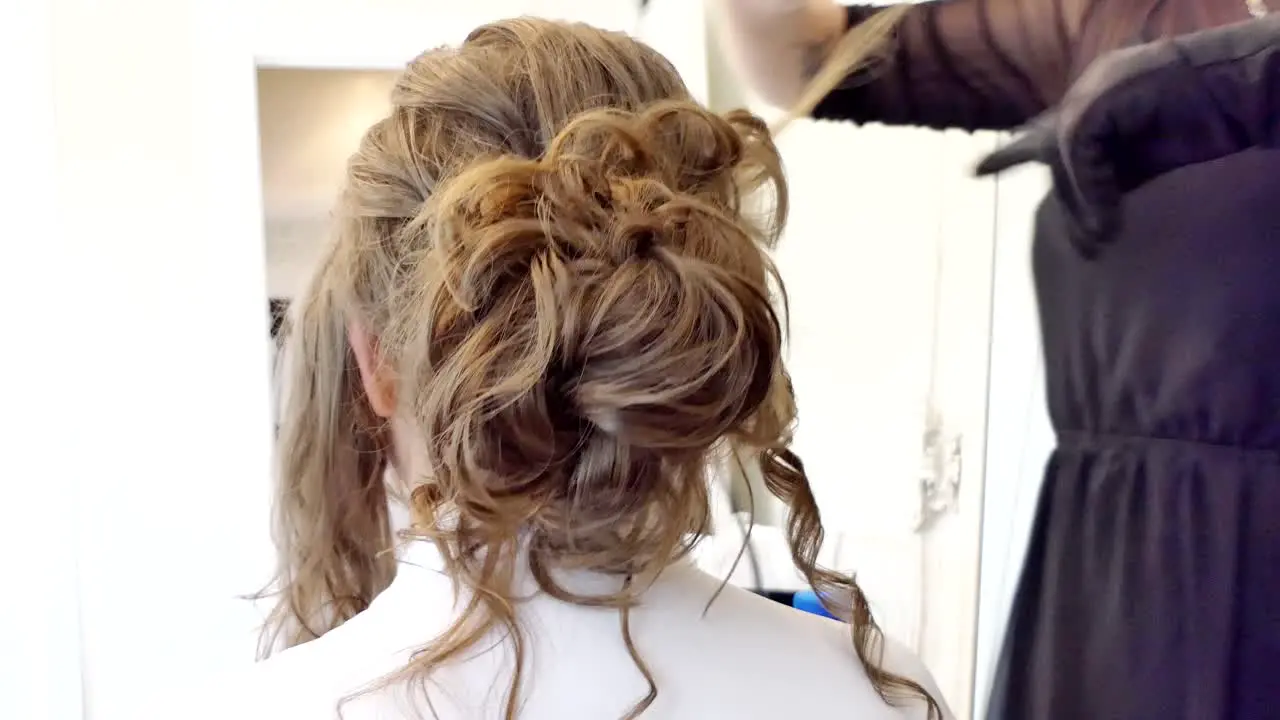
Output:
[{"xmin": 262, "ymin": 16, "xmax": 939, "ymax": 720}]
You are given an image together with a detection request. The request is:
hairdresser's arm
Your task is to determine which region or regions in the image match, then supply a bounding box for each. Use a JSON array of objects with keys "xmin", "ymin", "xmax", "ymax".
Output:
[
  {"xmin": 714, "ymin": 0, "xmax": 1052, "ymax": 130},
  {"xmin": 716, "ymin": 0, "xmax": 1256, "ymax": 132}
]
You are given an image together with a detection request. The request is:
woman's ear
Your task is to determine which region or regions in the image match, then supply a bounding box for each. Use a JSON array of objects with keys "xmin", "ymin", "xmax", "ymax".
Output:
[{"xmin": 348, "ymin": 320, "xmax": 397, "ymax": 418}]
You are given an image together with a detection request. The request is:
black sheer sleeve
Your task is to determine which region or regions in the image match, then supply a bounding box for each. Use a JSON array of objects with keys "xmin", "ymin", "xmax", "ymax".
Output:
[
  {"xmin": 813, "ymin": 0, "xmax": 1257, "ymax": 131},
  {"xmin": 973, "ymin": 15, "xmax": 1280, "ymax": 247}
]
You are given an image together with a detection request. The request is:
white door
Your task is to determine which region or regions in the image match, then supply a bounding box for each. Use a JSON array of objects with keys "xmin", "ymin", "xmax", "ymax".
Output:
[{"xmin": 766, "ymin": 118, "xmax": 1000, "ymax": 720}]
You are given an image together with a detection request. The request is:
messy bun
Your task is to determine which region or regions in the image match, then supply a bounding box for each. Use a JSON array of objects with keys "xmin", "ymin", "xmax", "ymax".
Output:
[
  {"xmin": 404, "ymin": 100, "xmax": 784, "ymax": 570},
  {"xmin": 262, "ymin": 17, "xmax": 940, "ymax": 720}
]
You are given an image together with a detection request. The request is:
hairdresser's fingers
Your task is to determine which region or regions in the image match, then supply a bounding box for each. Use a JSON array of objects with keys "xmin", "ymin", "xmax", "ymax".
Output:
[
  {"xmin": 973, "ymin": 115, "xmax": 1057, "ymax": 176},
  {"xmin": 974, "ymin": 137, "xmax": 1042, "ymax": 176}
]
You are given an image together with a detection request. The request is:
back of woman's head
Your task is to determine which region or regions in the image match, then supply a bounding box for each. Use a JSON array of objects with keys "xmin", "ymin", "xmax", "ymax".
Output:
[{"xmin": 264, "ymin": 16, "xmax": 939, "ymax": 719}]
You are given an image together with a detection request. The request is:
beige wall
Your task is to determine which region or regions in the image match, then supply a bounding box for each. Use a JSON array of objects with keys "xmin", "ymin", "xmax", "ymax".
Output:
[{"xmin": 257, "ymin": 69, "xmax": 397, "ymax": 298}]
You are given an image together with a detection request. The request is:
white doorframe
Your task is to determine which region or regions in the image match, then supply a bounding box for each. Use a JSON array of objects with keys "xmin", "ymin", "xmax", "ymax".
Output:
[
  {"xmin": 971, "ymin": 163, "xmax": 1055, "ymax": 717},
  {"xmin": 914, "ymin": 129, "xmax": 1002, "ymax": 720}
]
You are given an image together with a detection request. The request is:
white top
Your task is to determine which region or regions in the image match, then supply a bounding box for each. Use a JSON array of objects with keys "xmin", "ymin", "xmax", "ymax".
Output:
[{"xmin": 225, "ymin": 541, "xmax": 953, "ymax": 720}]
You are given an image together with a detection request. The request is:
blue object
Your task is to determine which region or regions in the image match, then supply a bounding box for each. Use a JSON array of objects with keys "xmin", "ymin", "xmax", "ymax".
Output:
[{"xmin": 791, "ymin": 589, "xmax": 839, "ymax": 621}]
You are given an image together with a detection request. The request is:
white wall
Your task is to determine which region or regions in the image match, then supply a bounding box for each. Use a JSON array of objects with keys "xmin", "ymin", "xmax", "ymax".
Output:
[
  {"xmin": 252, "ymin": 0, "xmax": 639, "ymax": 70},
  {"xmin": 0, "ymin": 1, "xmax": 85, "ymax": 719},
  {"xmin": 73, "ymin": 0, "xmax": 275, "ymax": 716},
  {"xmin": 8, "ymin": 1, "xmax": 278, "ymax": 720},
  {"xmin": 636, "ymin": 0, "xmax": 708, "ymax": 103},
  {"xmin": 258, "ymin": 69, "xmax": 397, "ymax": 298}
]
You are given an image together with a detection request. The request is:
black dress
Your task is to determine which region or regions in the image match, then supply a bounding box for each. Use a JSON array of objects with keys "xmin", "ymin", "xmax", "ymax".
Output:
[{"xmin": 813, "ymin": 3, "xmax": 1280, "ymax": 718}]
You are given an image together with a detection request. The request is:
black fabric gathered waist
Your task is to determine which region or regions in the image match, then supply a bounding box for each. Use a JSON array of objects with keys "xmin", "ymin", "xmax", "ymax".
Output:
[{"xmin": 1056, "ymin": 429, "xmax": 1280, "ymax": 464}]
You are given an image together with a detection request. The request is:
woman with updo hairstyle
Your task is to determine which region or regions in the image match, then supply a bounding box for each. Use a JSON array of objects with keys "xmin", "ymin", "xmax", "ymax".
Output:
[{"xmin": 243, "ymin": 16, "xmax": 948, "ymax": 720}]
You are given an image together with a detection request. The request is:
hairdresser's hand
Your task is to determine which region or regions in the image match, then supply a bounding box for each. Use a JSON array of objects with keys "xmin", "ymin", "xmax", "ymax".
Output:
[
  {"xmin": 976, "ymin": 15, "xmax": 1280, "ymax": 252},
  {"xmin": 711, "ymin": 0, "xmax": 848, "ymax": 109}
]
